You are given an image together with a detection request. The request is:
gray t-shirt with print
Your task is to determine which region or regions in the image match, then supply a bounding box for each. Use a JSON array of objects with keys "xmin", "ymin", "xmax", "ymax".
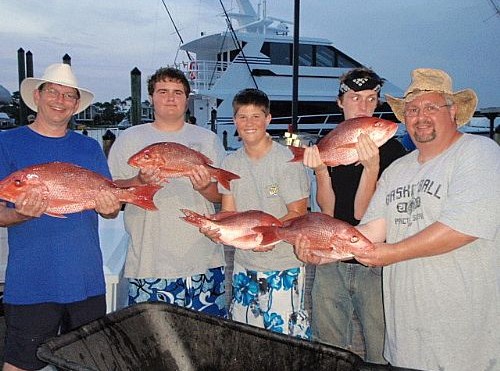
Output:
[
  {"xmin": 108, "ymin": 123, "xmax": 226, "ymax": 279},
  {"xmin": 362, "ymin": 134, "xmax": 500, "ymax": 371},
  {"xmin": 220, "ymin": 141, "xmax": 310, "ymax": 272}
]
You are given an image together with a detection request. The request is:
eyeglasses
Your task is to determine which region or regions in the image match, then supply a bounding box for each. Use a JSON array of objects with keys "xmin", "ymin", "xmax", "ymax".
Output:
[
  {"xmin": 42, "ymin": 88, "xmax": 79, "ymax": 102},
  {"xmin": 404, "ymin": 103, "xmax": 450, "ymax": 117}
]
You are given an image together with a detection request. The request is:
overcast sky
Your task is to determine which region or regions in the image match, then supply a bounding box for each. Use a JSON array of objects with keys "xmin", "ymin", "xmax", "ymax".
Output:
[{"xmin": 1, "ymin": 0, "xmax": 499, "ymax": 109}]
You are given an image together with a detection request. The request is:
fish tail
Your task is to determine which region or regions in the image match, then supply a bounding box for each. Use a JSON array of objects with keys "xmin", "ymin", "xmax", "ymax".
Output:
[
  {"xmin": 287, "ymin": 146, "xmax": 305, "ymax": 163},
  {"xmin": 252, "ymin": 226, "xmax": 281, "ymax": 247},
  {"xmin": 126, "ymin": 184, "xmax": 162, "ymax": 210},
  {"xmin": 179, "ymin": 208, "xmax": 205, "ymax": 227},
  {"xmin": 208, "ymin": 166, "xmax": 240, "ymax": 190}
]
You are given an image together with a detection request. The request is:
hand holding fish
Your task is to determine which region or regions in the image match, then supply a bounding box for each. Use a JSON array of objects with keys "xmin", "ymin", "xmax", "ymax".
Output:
[
  {"xmin": 128, "ymin": 142, "xmax": 240, "ymax": 190},
  {"xmin": 353, "ymin": 242, "xmax": 398, "ymax": 267},
  {"xmin": 289, "ymin": 117, "xmax": 397, "ymax": 167},
  {"xmin": 0, "ymin": 162, "xmax": 160, "ymax": 218},
  {"xmin": 15, "ymin": 190, "xmax": 48, "ymax": 218},
  {"xmin": 303, "ymin": 145, "xmax": 327, "ymax": 173},
  {"xmin": 189, "ymin": 165, "xmax": 212, "ymax": 192},
  {"xmin": 199, "ymin": 225, "xmax": 223, "ymax": 244},
  {"xmin": 181, "ymin": 209, "xmax": 282, "ymax": 250},
  {"xmin": 293, "ymin": 233, "xmax": 337, "ymax": 265},
  {"xmin": 94, "ymin": 189, "xmax": 121, "ymax": 218},
  {"xmin": 355, "ymin": 133, "xmax": 380, "ymax": 172},
  {"xmin": 138, "ymin": 167, "xmax": 164, "ymax": 185},
  {"xmin": 254, "ymin": 213, "xmax": 375, "ymax": 262}
]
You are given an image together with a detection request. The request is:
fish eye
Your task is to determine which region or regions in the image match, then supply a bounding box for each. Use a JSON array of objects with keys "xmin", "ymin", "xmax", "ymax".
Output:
[
  {"xmin": 374, "ymin": 121, "xmax": 381, "ymax": 127},
  {"xmin": 14, "ymin": 179, "xmax": 23, "ymax": 187},
  {"xmin": 350, "ymin": 236, "xmax": 359, "ymax": 243}
]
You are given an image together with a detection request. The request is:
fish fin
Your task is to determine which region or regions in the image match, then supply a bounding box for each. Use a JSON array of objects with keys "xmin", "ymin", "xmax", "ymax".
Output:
[
  {"xmin": 44, "ymin": 212, "xmax": 67, "ymax": 218},
  {"xmin": 207, "ymin": 166, "xmax": 240, "ymax": 190},
  {"xmin": 310, "ymin": 250, "xmax": 347, "ymax": 261},
  {"xmin": 208, "ymin": 211, "xmax": 239, "ymax": 221},
  {"xmin": 287, "ymin": 146, "xmax": 305, "ymax": 163},
  {"xmin": 126, "ymin": 184, "xmax": 162, "ymax": 210},
  {"xmin": 230, "ymin": 234, "xmax": 265, "ymax": 247},
  {"xmin": 335, "ymin": 143, "xmax": 357, "ymax": 150},
  {"xmin": 179, "ymin": 208, "xmax": 205, "ymax": 227},
  {"xmin": 252, "ymin": 226, "xmax": 281, "ymax": 246}
]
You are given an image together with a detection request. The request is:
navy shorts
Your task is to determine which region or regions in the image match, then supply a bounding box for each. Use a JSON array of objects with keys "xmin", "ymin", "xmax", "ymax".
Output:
[{"xmin": 3, "ymin": 295, "xmax": 106, "ymax": 370}]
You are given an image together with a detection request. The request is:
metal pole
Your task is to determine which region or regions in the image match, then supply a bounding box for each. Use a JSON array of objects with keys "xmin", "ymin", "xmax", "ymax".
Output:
[{"xmin": 291, "ymin": 0, "xmax": 300, "ymax": 133}]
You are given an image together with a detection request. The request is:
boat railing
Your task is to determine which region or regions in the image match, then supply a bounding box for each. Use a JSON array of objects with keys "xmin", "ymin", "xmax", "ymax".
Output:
[
  {"xmin": 73, "ymin": 127, "xmax": 120, "ymax": 149},
  {"xmin": 185, "ymin": 60, "xmax": 231, "ymax": 91}
]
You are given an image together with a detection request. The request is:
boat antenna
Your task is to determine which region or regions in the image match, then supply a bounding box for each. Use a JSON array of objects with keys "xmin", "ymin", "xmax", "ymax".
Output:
[
  {"xmin": 160, "ymin": 0, "xmax": 193, "ymax": 61},
  {"xmin": 485, "ymin": 0, "xmax": 500, "ymax": 19},
  {"xmin": 218, "ymin": 0, "xmax": 259, "ymax": 88}
]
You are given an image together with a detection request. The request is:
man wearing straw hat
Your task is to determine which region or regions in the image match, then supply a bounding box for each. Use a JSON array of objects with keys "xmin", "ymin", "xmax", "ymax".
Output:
[
  {"xmin": 296, "ymin": 68, "xmax": 500, "ymax": 370},
  {"xmin": 0, "ymin": 63, "xmax": 121, "ymax": 371}
]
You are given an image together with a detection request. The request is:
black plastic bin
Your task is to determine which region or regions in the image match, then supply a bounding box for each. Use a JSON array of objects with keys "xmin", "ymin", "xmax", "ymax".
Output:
[{"xmin": 38, "ymin": 302, "xmax": 414, "ymax": 371}]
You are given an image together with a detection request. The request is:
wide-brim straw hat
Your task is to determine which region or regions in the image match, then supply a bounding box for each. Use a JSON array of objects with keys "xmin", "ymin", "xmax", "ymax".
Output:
[
  {"xmin": 385, "ymin": 68, "xmax": 477, "ymax": 127},
  {"xmin": 20, "ymin": 63, "xmax": 94, "ymax": 114}
]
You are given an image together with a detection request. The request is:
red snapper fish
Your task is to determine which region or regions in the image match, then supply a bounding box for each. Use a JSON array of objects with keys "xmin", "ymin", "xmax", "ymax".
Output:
[
  {"xmin": 253, "ymin": 212, "xmax": 374, "ymax": 260},
  {"xmin": 180, "ymin": 209, "xmax": 283, "ymax": 249},
  {"xmin": 0, "ymin": 162, "xmax": 161, "ymax": 218},
  {"xmin": 127, "ymin": 142, "xmax": 240, "ymax": 190},
  {"xmin": 289, "ymin": 117, "xmax": 398, "ymax": 167}
]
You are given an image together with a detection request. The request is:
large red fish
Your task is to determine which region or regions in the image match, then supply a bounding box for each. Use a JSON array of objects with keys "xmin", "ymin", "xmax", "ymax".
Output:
[
  {"xmin": 253, "ymin": 212, "xmax": 374, "ymax": 260},
  {"xmin": 0, "ymin": 162, "xmax": 161, "ymax": 218},
  {"xmin": 289, "ymin": 117, "xmax": 398, "ymax": 167},
  {"xmin": 180, "ymin": 209, "xmax": 283, "ymax": 250},
  {"xmin": 127, "ymin": 142, "xmax": 240, "ymax": 190}
]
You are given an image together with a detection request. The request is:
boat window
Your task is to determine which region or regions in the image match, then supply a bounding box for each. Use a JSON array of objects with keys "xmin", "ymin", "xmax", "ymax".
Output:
[
  {"xmin": 299, "ymin": 44, "xmax": 313, "ymax": 66},
  {"xmin": 261, "ymin": 42, "xmax": 292, "ymax": 65},
  {"xmin": 262, "ymin": 42, "xmax": 361, "ymax": 68},
  {"xmin": 316, "ymin": 45, "xmax": 335, "ymax": 67},
  {"xmin": 217, "ymin": 46, "xmax": 245, "ymax": 63},
  {"xmin": 335, "ymin": 51, "xmax": 361, "ymax": 68}
]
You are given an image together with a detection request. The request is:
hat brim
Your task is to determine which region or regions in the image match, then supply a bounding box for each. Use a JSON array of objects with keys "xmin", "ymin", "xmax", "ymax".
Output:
[
  {"xmin": 385, "ymin": 89, "xmax": 477, "ymax": 127},
  {"xmin": 20, "ymin": 77, "xmax": 94, "ymax": 115}
]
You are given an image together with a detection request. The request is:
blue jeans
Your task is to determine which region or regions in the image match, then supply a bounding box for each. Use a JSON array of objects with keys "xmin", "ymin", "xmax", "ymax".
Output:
[{"xmin": 312, "ymin": 262, "xmax": 386, "ymax": 364}]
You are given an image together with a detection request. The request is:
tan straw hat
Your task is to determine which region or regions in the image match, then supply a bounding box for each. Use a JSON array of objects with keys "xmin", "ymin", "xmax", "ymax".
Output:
[
  {"xmin": 20, "ymin": 63, "xmax": 94, "ymax": 114},
  {"xmin": 386, "ymin": 68, "xmax": 477, "ymax": 127}
]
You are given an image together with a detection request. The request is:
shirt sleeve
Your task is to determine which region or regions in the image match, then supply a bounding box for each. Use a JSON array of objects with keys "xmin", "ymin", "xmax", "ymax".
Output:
[{"xmin": 439, "ymin": 138, "xmax": 500, "ymax": 240}]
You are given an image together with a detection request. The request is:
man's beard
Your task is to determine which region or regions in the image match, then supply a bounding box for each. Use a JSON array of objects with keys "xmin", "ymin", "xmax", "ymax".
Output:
[{"xmin": 413, "ymin": 129, "xmax": 436, "ymax": 143}]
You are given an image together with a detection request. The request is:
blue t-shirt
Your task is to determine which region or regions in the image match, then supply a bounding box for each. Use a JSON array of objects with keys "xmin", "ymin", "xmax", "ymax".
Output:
[{"xmin": 0, "ymin": 126, "xmax": 109, "ymax": 304}]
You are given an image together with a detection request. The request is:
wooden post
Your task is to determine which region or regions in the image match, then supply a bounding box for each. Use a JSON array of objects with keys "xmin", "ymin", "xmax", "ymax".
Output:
[
  {"xmin": 26, "ymin": 51, "xmax": 33, "ymax": 77},
  {"xmin": 25, "ymin": 50, "xmax": 36, "ymax": 118},
  {"xmin": 63, "ymin": 54, "xmax": 71, "ymax": 65},
  {"xmin": 131, "ymin": 67, "xmax": 141, "ymax": 126},
  {"xmin": 17, "ymin": 48, "xmax": 28, "ymax": 125}
]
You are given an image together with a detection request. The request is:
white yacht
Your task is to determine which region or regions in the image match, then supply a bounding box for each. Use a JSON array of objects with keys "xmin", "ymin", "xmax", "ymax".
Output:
[{"xmin": 178, "ymin": 0, "xmax": 403, "ymax": 149}]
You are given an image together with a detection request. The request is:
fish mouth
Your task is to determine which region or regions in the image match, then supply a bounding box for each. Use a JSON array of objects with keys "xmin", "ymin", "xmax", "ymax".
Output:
[{"xmin": 127, "ymin": 156, "xmax": 140, "ymax": 167}]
